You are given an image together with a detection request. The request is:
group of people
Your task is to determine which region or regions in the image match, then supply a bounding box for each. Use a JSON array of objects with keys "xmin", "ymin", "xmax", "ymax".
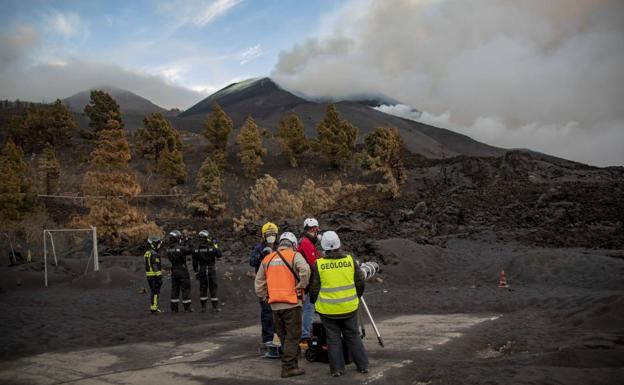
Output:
[
  {"xmin": 142, "ymin": 218, "xmax": 370, "ymax": 378},
  {"xmin": 252, "ymin": 219, "xmax": 369, "ymax": 378},
  {"xmin": 144, "ymin": 229, "xmax": 222, "ymax": 314}
]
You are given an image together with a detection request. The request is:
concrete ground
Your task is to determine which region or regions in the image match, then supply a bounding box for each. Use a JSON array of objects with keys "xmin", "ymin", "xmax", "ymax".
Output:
[{"xmin": 0, "ymin": 313, "xmax": 498, "ymax": 385}]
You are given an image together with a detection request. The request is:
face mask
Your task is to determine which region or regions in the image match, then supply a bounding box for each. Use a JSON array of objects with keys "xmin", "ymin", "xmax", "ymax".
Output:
[{"xmin": 266, "ymin": 235, "xmax": 276, "ymax": 244}]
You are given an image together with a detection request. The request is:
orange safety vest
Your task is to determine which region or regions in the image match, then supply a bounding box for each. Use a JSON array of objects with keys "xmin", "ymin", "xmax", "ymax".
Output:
[{"xmin": 261, "ymin": 249, "xmax": 300, "ymax": 305}]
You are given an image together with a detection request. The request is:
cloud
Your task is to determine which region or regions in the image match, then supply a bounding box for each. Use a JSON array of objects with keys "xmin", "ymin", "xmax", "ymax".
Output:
[
  {"xmin": 0, "ymin": 58, "xmax": 203, "ymax": 110},
  {"xmin": 158, "ymin": 0, "xmax": 243, "ymax": 29},
  {"xmin": 239, "ymin": 44, "xmax": 262, "ymax": 65},
  {"xmin": 0, "ymin": 24, "xmax": 38, "ymax": 69},
  {"xmin": 414, "ymin": 110, "xmax": 623, "ymax": 167},
  {"xmin": 273, "ymin": 0, "xmax": 624, "ymax": 166},
  {"xmin": 43, "ymin": 9, "xmax": 89, "ymax": 40}
]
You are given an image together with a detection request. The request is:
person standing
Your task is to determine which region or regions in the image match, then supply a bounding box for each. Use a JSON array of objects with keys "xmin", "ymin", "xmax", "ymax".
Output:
[
  {"xmin": 255, "ymin": 232, "xmax": 310, "ymax": 378},
  {"xmin": 297, "ymin": 217, "xmax": 322, "ymax": 346},
  {"xmin": 166, "ymin": 230, "xmax": 193, "ymax": 312},
  {"xmin": 249, "ymin": 222, "xmax": 278, "ymax": 346},
  {"xmin": 144, "ymin": 235, "xmax": 163, "ymax": 314},
  {"xmin": 309, "ymin": 231, "xmax": 369, "ymax": 377},
  {"xmin": 192, "ymin": 229, "xmax": 222, "ymax": 312}
]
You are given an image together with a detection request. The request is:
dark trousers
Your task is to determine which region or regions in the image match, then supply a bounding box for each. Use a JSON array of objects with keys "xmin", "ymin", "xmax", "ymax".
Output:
[
  {"xmin": 198, "ymin": 265, "xmax": 218, "ymax": 302},
  {"xmin": 320, "ymin": 313, "xmax": 369, "ymax": 373},
  {"xmin": 147, "ymin": 276, "xmax": 162, "ymax": 311},
  {"xmin": 171, "ymin": 266, "xmax": 191, "ymax": 307},
  {"xmin": 273, "ymin": 306, "xmax": 302, "ymax": 370},
  {"xmin": 260, "ymin": 300, "xmax": 275, "ymax": 343}
]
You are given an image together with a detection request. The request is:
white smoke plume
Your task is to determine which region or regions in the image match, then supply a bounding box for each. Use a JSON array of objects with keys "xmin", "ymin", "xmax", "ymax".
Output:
[{"xmin": 273, "ymin": 0, "xmax": 624, "ymax": 166}]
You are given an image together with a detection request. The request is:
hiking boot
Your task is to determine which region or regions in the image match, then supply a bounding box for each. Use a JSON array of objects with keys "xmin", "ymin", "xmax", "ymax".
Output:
[
  {"xmin": 281, "ymin": 367, "xmax": 305, "ymax": 378},
  {"xmin": 150, "ymin": 308, "xmax": 163, "ymax": 314},
  {"xmin": 331, "ymin": 371, "xmax": 343, "ymax": 377},
  {"xmin": 358, "ymin": 368, "xmax": 369, "ymax": 374}
]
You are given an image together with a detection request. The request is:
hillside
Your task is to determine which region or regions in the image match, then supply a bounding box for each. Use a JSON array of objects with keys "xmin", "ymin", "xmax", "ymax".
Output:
[
  {"xmin": 62, "ymin": 86, "xmax": 171, "ymax": 116},
  {"xmin": 173, "ymin": 77, "xmax": 505, "ymax": 158}
]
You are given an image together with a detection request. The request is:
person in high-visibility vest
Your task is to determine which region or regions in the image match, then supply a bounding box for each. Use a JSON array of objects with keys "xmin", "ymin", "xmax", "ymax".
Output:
[
  {"xmin": 144, "ymin": 235, "xmax": 163, "ymax": 314},
  {"xmin": 309, "ymin": 231, "xmax": 368, "ymax": 377},
  {"xmin": 255, "ymin": 232, "xmax": 310, "ymax": 378},
  {"xmin": 249, "ymin": 222, "xmax": 279, "ymax": 347}
]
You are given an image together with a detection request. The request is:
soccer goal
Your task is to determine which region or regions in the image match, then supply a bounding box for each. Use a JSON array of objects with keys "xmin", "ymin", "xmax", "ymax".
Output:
[{"xmin": 43, "ymin": 226, "xmax": 99, "ymax": 287}]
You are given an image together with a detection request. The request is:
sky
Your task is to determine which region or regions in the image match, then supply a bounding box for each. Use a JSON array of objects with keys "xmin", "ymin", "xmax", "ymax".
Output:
[{"xmin": 1, "ymin": 0, "xmax": 623, "ymax": 166}]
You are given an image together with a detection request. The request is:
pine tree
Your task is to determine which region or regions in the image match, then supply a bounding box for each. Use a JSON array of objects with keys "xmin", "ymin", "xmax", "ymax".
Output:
[
  {"xmin": 38, "ymin": 145, "xmax": 61, "ymax": 195},
  {"xmin": 203, "ymin": 103, "xmax": 232, "ymax": 168},
  {"xmin": 84, "ymin": 90, "xmax": 124, "ymax": 133},
  {"xmin": 135, "ymin": 113, "xmax": 181, "ymax": 161},
  {"xmin": 188, "ymin": 156, "xmax": 225, "ymax": 215},
  {"xmin": 15, "ymin": 105, "xmax": 45, "ymax": 151},
  {"xmin": 236, "ymin": 115, "xmax": 267, "ymax": 178},
  {"xmin": 156, "ymin": 146, "xmax": 186, "ymax": 191},
  {"xmin": 45, "ymin": 100, "xmax": 75, "ymax": 147},
  {"xmin": 77, "ymin": 118, "xmax": 161, "ymax": 245},
  {"xmin": 316, "ymin": 104, "xmax": 358, "ymax": 168},
  {"xmin": 276, "ymin": 113, "xmax": 308, "ymax": 167},
  {"xmin": 359, "ymin": 127, "xmax": 407, "ymax": 198},
  {"xmin": 0, "ymin": 139, "xmax": 34, "ymax": 220},
  {"xmin": 136, "ymin": 113, "xmax": 186, "ymax": 191}
]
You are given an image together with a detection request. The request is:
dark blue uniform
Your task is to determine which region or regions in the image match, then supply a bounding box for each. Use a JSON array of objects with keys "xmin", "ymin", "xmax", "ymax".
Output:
[
  {"xmin": 192, "ymin": 238, "xmax": 222, "ymax": 311},
  {"xmin": 250, "ymin": 242, "xmax": 275, "ymax": 343},
  {"xmin": 167, "ymin": 240, "xmax": 192, "ymax": 312}
]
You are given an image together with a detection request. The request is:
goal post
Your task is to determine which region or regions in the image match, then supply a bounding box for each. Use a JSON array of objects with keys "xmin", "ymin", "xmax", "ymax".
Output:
[{"xmin": 43, "ymin": 226, "xmax": 99, "ymax": 287}]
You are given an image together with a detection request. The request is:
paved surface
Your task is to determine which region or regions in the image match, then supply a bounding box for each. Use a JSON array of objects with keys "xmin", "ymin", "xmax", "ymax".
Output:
[{"xmin": 0, "ymin": 313, "xmax": 499, "ymax": 385}]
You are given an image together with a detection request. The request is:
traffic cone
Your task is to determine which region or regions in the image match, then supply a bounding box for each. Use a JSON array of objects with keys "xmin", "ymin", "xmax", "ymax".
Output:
[{"xmin": 498, "ymin": 270, "xmax": 509, "ymax": 288}]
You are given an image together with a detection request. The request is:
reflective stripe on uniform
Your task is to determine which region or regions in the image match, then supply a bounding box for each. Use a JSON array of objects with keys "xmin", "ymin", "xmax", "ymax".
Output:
[
  {"xmin": 318, "ymin": 294, "xmax": 358, "ymax": 304},
  {"xmin": 144, "ymin": 251, "xmax": 162, "ymax": 277},
  {"xmin": 210, "ymin": 297, "xmax": 218, "ymax": 301},
  {"xmin": 319, "ymin": 284, "xmax": 355, "ymax": 293},
  {"xmin": 182, "ymin": 299, "xmax": 191, "ymax": 304},
  {"xmin": 200, "ymin": 297, "xmax": 209, "ymax": 301},
  {"xmin": 170, "ymin": 299, "xmax": 180, "ymax": 303}
]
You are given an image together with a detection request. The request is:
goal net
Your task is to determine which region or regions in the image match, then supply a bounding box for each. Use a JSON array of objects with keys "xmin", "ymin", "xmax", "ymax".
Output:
[{"xmin": 43, "ymin": 227, "xmax": 99, "ymax": 287}]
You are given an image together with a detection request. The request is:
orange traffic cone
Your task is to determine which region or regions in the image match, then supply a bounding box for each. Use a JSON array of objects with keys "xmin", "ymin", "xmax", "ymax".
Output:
[{"xmin": 498, "ymin": 270, "xmax": 509, "ymax": 288}]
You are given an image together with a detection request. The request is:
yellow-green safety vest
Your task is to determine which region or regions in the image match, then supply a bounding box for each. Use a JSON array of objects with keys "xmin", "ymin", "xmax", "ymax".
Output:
[{"xmin": 315, "ymin": 254, "xmax": 359, "ymax": 315}]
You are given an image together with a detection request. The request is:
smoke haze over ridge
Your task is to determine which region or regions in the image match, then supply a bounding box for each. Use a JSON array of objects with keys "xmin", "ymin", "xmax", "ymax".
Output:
[{"xmin": 273, "ymin": 0, "xmax": 624, "ymax": 166}]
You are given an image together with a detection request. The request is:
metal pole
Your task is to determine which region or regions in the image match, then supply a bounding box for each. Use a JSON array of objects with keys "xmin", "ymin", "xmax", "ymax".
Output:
[
  {"xmin": 360, "ymin": 297, "xmax": 384, "ymax": 347},
  {"xmin": 44, "ymin": 230, "xmax": 48, "ymax": 287},
  {"xmin": 92, "ymin": 226, "xmax": 99, "ymax": 271},
  {"xmin": 48, "ymin": 232, "xmax": 58, "ymax": 266},
  {"xmin": 357, "ymin": 306, "xmax": 366, "ymax": 339}
]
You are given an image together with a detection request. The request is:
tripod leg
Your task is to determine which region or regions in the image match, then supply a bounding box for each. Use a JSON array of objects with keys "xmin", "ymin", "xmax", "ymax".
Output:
[
  {"xmin": 360, "ymin": 297, "xmax": 384, "ymax": 347},
  {"xmin": 357, "ymin": 306, "xmax": 366, "ymax": 338}
]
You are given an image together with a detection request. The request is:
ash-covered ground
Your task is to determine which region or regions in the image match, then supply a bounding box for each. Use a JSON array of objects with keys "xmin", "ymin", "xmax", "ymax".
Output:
[{"xmin": 1, "ymin": 151, "xmax": 623, "ymax": 384}]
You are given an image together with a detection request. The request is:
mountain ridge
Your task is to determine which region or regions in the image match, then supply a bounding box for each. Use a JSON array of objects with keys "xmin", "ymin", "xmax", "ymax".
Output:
[
  {"xmin": 62, "ymin": 87, "xmax": 172, "ymax": 116},
  {"xmin": 173, "ymin": 77, "xmax": 505, "ymax": 158}
]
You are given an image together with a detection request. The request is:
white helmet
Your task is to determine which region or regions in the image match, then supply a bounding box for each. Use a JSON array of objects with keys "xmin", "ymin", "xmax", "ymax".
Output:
[
  {"xmin": 303, "ymin": 218, "xmax": 319, "ymax": 229},
  {"xmin": 320, "ymin": 231, "xmax": 340, "ymax": 251},
  {"xmin": 279, "ymin": 232, "xmax": 298, "ymax": 248}
]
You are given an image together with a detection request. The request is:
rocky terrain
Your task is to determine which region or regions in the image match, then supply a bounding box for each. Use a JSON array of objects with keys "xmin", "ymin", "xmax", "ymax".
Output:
[{"xmin": 0, "ymin": 78, "xmax": 622, "ymax": 384}]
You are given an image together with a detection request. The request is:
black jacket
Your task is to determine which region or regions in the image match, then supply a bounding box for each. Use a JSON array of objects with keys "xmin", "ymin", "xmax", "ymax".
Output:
[
  {"xmin": 166, "ymin": 240, "xmax": 192, "ymax": 268},
  {"xmin": 192, "ymin": 239, "xmax": 222, "ymax": 271}
]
